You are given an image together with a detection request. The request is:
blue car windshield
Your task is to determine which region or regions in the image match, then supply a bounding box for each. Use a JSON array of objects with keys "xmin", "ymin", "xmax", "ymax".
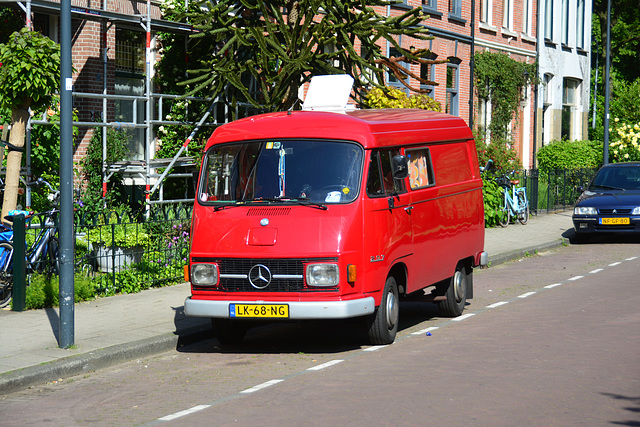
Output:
[
  {"xmin": 198, "ymin": 139, "xmax": 364, "ymax": 205},
  {"xmin": 589, "ymin": 165, "xmax": 640, "ymax": 191}
]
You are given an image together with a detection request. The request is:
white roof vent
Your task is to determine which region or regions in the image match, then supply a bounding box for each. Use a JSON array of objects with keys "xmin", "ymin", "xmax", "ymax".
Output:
[{"xmin": 301, "ymin": 74, "xmax": 355, "ymax": 113}]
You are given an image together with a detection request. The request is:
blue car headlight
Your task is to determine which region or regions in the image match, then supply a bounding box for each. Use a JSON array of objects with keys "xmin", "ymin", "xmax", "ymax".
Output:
[{"xmin": 574, "ymin": 207, "xmax": 597, "ymax": 215}]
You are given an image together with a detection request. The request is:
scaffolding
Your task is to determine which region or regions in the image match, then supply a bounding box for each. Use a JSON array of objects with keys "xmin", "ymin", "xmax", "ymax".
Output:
[{"xmin": 4, "ymin": 0, "xmax": 259, "ymax": 210}]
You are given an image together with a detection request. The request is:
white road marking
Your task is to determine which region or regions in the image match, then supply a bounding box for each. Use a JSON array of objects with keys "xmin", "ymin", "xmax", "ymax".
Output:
[
  {"xmin": 568, "ymin": 275, "xmax": 584, "ymax": 281},
  {"xmin": 307, "ymin": 360, "xmax": 344, "ymax": 371},
  {"xmin": 626, "ymin": 257, "xmax": 638, "ymax": 261},
  {"xmin": 518, "ymin": 292, "xmax": 537, "ymax": 298},
  {"xmin": 158, "ymin": 405, "xmax": 211, "ymax": 421},
  {"xmin": 412, "ymin": 326, "xmax": 439, "ymax": 335},
  {"xmin": 544, "ymin": 283, "xmax": 562, "ymax": 289},
  {"xmin": 486, "ymin": 301, "xmax": 509, "ymax": 309},
  {"xmin": 363, "ymin": 345, "xmax": 387, "ymax": 351},
  {"xmin": 240, "ymin": 379, "xmax": 284, "ymax": 394},
  {"xmin": 451, "ymin": 313, "xmax": 475, "ymax": 322},
  {"xmin": 589, "ymin": 268, "xmax": 603, "ymax": 274},
  {"xmin": 609, "ymin": 262, "xmax": 621, "ymax": 267}
]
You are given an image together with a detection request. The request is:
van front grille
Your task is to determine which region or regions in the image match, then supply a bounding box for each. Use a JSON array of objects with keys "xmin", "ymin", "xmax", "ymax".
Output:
[{"xmin": 192, "ymin": 257, "xmax": 338, "ymax": 292}]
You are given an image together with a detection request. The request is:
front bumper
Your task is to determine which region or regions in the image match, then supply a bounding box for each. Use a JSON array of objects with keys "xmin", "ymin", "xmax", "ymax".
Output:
[
  {"xmin": 572, "ymin": 216, "xmax": 640, "ymax": 233},
  {"xmin": 184, "ymin": 296, "xmax": 376, "ymax": 319}
]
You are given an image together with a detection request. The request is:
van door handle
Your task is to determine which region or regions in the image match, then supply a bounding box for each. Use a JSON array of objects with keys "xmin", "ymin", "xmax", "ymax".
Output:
[{"xmin": 404, "ymin": 206, "xmax": 413, "ymax": 214}]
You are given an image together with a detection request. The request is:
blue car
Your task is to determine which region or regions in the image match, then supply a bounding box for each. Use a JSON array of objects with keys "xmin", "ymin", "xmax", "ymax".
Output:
[{"xmin": 573, "ymin": 162, "xmax": 640, "ymax": 237}]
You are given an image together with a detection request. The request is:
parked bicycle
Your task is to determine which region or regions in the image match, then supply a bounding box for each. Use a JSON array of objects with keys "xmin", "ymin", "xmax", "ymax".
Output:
[
  {"xmin": 496, "ymin": 171, "xmax": 530, "ymax": 227},
  {"xmin": 0, "ymin": 179, "xmax": 60, "ymax": 308}
]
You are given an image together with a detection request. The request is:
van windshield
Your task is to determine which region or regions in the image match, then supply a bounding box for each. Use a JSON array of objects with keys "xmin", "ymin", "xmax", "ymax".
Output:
[{"xmin": 198, "ymin": 139, "xmax": 364, "ymax": 206}]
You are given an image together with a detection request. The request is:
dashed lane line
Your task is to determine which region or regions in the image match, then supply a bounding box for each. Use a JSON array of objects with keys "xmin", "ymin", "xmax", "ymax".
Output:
[{"xmin": 149, "ymin": 254, "xmax": 639, "ymax": 424}]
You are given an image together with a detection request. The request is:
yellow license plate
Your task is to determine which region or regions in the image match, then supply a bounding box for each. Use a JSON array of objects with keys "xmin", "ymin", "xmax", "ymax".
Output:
[
  {"xmin": 230, "ymin": 304, "xmax": 289, "ymax": 318},
  {"xmin": 600, "ymin": 217, "xmax": 630, "ymax": 225}
]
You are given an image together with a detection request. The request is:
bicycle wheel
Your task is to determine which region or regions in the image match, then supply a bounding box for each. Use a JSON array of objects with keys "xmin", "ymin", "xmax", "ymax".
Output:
[
  {"xmin": 517, "ymin": 192, "xmax": 529, "ymax": 225},
  {"xmin": 0, "ymin": 242, "xmax": 14, "ymax": 308},
  {"xmin": 498, "ymin": 195, "xmax": 511, "ymax": 227},
  {"xmin": 47, "ymin": 235, "xmax": 60, "ymax": 275}
]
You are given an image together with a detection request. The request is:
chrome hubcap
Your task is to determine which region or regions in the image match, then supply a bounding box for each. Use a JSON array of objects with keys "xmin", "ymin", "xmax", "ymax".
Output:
[
  {"xmin": 386, "ymin": 289, "xmax": 398, "ymax": 329},
  {"xmin": 453, "ymin": 270, "xmax": 465, "ymax": 303}
]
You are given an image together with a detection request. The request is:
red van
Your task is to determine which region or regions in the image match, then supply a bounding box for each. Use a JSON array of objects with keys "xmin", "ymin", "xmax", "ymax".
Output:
[{"xmin": 185, "ymin": 108, "xmax": 487, "ymax": 345}]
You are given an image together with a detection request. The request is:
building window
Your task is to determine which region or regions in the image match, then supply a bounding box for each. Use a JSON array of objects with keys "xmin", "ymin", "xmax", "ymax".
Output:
[
  {"xmin": 561, "ymin": 0, "xmax": 570, "ymax": 45},
  {"xmin": 561, "ymin": 78, "xmax": 580, "ymax": 140},
  {"xmin": 576, "ymin": 0, "xmax": 585, "ymax": 49},
  {"xmin": 522, "ymin": 0, "xmax": 533, "ymax": 36},
  {"xmin": 544, "ymin": 0, "xmax": 553, "ymax": 41},
  {"xmin": 420, "ymin": 53, "xmax": 437, "ymax": 98},
  {"xmin": 502, "ymin": 0, "xmax": 513, "ymax": 30},
  {"xmin": 543, "ymin": 73, "xmax": 553, "ymax": 106},
  {"xmin": 480, "ymin": 0, "xmax": 493, "ymax": 24},
  {"xmin": 115, "ymin": 28, "xmax": 145, "ymax": 75},
  {"xmin": 446, "ymin": 58, "xmax": 460, "ymax": 116},
  {"xmin": 388, "ymin": 46, "xmax": 408, "ymax": 90},
  {"xmin": 423, "ymin": 0, "xmax": 438, "ymax": 12},
  {"xmin": 449, "ymin": 0, "xmax": 462, "ymax": 18}
]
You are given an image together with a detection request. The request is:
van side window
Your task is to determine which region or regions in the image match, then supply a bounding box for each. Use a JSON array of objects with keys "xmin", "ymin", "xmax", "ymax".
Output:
[
  {"xmin": 406, "ymin": 148, "xmax": 435, "ymax": 189},
  {"xmin": 366, "ymin": 149, "xmax": 405, "ymax": 197}
]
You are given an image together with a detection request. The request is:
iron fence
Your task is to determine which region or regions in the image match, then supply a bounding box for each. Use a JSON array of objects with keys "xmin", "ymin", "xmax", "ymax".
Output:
[
  {"xmin": 73, "ymin": 204, "xmax": 192, "ymax": 295},
  {"xmin": 515, "ymin": 168, "xmax": 598, "ymax": 214}
]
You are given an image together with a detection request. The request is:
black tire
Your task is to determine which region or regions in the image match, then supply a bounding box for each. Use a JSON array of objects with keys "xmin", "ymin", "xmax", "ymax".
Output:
[
  {"xmin": 212, "ymin": 318, "xmax": 247, "ymax": 345},
  {"xmin": 517, "ymin": 192, "xmax": 529, "ymax": 225},
  {"xmin": 47, "ymin": 235, "xmax": 60, "ymax": 275},
  {"xmin": 0, "ymin": 242, "xmax": 14, "ymax": 308},
  {"xmin": 438, "ymin": 263, "xmax": 468, "ymax": 317},
  {"xmin": 498, "ymin": 192, "xmax": 511, "ymax": 227},
  {"xmin": 367, "ymin": 276, "xmax": 400, "ymax": 345}
]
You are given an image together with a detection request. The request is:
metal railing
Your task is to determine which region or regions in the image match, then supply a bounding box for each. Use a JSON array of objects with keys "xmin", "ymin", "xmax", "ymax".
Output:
[
  {"xmin": 515, "ymin": 168, "xmax": 598, "ymax": 214},
  {"xmin": 73, "ymin": 204, "xmax": 192, "ymax": 295}
]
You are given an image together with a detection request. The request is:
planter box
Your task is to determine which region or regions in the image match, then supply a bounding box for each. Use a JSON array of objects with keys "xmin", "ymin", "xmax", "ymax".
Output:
[{"xmin": 93, "ymin": 243, "xmax": 144, "ymax": 273}]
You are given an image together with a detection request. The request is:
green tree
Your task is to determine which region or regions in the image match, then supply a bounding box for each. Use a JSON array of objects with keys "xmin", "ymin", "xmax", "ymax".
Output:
[
  {"xmin": 473, "ymin": 51, "xmax": 537, "ymax": 142},
  {"xmin": 0, "ymin": 28, "xmax": 60, "ymax": 222},
  {"xmin": 179, "ymin": 0, "xmax": 436, "ymax": 111}
]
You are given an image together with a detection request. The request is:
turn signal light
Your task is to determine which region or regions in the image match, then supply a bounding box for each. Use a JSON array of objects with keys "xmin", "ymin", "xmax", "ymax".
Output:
[{"xmin": 347, "ymin": 264, "xmax": 356, "ymax": 284}]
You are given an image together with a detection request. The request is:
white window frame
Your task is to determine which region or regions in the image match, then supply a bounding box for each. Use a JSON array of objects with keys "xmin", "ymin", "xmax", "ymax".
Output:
[
  {"xmin": 502, "ymin": 0, "xmax": 514, "ymax": 31},
  {"xmin": 480, "ymin": 0, "xmax": 493, "ymax": 25},
  {"xmin": 544, "ymin": 0, "xmax": 554, "ymax": 41}
]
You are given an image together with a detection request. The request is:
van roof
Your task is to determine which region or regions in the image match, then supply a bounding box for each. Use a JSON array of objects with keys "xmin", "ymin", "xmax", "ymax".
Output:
[{"xmin": 206, "ymin": 109, "xmax": 473, "ymax": 149}]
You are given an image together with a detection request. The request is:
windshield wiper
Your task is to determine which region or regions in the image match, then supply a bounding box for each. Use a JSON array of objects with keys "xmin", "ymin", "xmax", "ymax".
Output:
[
  {"xmin": 246, "ymin": 197, "xmax": 328, "ymax": 210},
  {"xmin": 591, "ymin": 184, "xmax": 625, "ymax": 191}
]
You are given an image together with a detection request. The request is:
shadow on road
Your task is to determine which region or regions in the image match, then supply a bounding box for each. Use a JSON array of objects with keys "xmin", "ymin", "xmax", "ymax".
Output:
[{"xmin": 175, "ymin": 300, "xmax": 444, "ymax": 355}]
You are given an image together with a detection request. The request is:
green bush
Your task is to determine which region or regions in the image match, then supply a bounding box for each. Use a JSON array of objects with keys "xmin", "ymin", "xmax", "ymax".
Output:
[
  {"xmin": 363, "ymin": 87, "xmax": 441, "ymax": 111},
  {"xmin": 536, "ymin": 139, "xmax": 602, "ymax": 175},
  {"xmin": 481, "ymin": 173, "xmax": 505, "ymax": 227},
  {"xmin": 22, "ymin": 273, "xmax": 97, "ymax": 310}
]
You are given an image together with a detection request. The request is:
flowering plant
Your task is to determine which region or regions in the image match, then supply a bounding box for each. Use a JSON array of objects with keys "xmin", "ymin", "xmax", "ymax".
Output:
[{"xmin": 609, "ymin": 118, "xmax": 640, "ymax": 163}]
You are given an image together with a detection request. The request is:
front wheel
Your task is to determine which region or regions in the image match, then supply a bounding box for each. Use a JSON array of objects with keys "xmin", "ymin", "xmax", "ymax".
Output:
[
  {"xmin": 517, "ymin": 192, "xmax": 529, "ymax": 225},
  {"xmin": 367, "ymin": 276, "xmax": 400, "ymax": 345},
  {"xmin": 0, "ymin": 242, "xmax": 14, "ymax": 308},
  {"xmin": 438, "ymin": 263, "xmax": 468, "ymax": 317},
  {"xmin": 498, "ymin": 204, "xmax": 511, "ymax": 227}
]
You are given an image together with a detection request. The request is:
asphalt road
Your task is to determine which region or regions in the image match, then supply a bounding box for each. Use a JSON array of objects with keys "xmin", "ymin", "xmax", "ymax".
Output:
[{"xmin": 1, "ymin": 241, "xmax": 639, "ymax": 426}]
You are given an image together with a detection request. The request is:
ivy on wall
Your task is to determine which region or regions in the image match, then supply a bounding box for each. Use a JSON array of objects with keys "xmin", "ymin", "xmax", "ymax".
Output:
[{"xmin": 474, "ymin": 51, "xmax": 537, "ymax": 142}]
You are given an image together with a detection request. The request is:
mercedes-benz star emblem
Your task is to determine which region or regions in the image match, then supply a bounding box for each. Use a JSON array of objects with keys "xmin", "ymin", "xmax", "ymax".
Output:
[{"xmin": 249, "ymin": 264, "xmax": 272, "ymax": 289}]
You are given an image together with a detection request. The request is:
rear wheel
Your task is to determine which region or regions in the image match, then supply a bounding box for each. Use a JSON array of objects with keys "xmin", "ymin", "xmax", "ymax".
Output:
[
  {"xmin": 212, "ymin": 318, "xmax": 247, "ymax": 345},
  {"xmin": 517, "ymin": 192, "xmax": 529, "ymax": 225},
  {"xmin": 367, "ymin": 276, "xmax": 399, "ymax": 345},
  {"xmin": 438, "ymin": 263, "xmax": 468, "ymax": 317},
  {"xmin": 0, "ymin": 242, "xmax": 14, "ymax": 308},
  {"xmin": 498, "ymin": 196, "xmax": 511, "ymax": 227}
]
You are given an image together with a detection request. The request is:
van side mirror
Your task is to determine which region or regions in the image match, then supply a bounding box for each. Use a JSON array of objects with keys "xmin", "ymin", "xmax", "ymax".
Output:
[{"xmin": 392, "ymin": 155, "xmax": 408, "ymax": 180}]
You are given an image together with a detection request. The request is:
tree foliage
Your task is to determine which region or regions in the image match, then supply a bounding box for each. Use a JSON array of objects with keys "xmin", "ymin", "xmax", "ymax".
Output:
[
  {"xmin": 536, "ymin": 139, "xmax": 602, "ymax": 175},
  {"xmin": 0, "ymin": 28, "xmax": 61, "ymax": 222},
  {"xmin": 178, "ymin": 0, "xmax": 435, "ymax": 111},
  {"xmin": 473, "ymin": 51, "xmax": 537, "ymax": 142},
  {"xmin": 0, "ymin": 28, "xmax": 60, "ymax": 112}
]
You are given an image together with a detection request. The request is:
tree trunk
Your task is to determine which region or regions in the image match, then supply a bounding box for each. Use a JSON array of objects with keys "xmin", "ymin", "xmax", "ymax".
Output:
[{"xmin": 1, "ymin": 104, "xmax": 30, "ymax": 226}]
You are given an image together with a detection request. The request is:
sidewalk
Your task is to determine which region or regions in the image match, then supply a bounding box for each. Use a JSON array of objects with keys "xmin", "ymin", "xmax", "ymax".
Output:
[{"xmin": 0, "ymin": 210, "xmax": 575, "ymax": 394}]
